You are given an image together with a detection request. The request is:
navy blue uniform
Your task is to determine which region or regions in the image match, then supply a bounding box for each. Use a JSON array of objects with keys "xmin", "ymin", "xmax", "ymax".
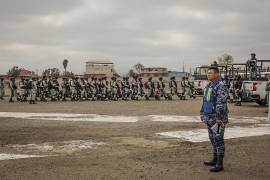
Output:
[{"xmin": 200, "ymin": 78, "xmax": 229, "ymax": 159}]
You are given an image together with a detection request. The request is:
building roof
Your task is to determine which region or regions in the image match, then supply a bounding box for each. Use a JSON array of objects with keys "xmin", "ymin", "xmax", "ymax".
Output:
[
  {"xmin": 142, "ymin": 67, "xmax": 167, "ymax": 70},
  {"xmin": 19, "ymin": 68, "xmax": 32, "ymax": 77},
  {"xmin": 141, "ymin": 67, "xmax": 168, "ymax": 75},
  {"xmin": 86, "ymin": 59, "xmax": 114, "ymax": 64}
]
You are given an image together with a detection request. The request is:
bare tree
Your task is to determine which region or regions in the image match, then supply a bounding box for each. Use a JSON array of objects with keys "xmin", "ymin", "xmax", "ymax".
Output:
[
  {"xmin": 133, "ymin": 62, "xmax": 144, "ymax": 74},
  {"xmin": 7, "ymin": 66, "xmax": 21, "ymax": 78},
  {"xmin": 218, "ymin": 54, "xmax": 234, "ymax": 65},
  {"xmin": 128, "ymin": 69, "xmax": 136, "ymax": 77}
]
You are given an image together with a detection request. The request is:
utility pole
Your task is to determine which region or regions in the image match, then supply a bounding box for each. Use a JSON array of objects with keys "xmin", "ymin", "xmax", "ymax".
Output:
[{"xmin": 182, "ymin": 61, "xmax": 185, "ymax": 72}]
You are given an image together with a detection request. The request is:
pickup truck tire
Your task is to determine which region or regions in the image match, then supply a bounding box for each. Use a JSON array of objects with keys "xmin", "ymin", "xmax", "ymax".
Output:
[{"xmin": 256, "ymin": 100, "xmax": 267, "ymax": 106}]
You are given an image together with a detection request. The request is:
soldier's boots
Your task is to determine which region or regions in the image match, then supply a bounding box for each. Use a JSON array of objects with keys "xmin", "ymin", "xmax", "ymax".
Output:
[
  {"xmin": 41, "ymin": 97, "xmax": 47, "ymax": 102},
  {"xmin": 210, "ymin": 158, "xmax": 224, "ymax": 172},
  {"xmin": 204, "ymin": 155, "xmax": 217, "ymax": 166},
  {"xmin": 29, "ymin": 100, "xmax": 36, "ymax": 104}
]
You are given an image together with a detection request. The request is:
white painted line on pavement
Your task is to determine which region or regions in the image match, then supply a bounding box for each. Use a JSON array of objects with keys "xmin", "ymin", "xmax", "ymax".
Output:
[{"xmin": 157, "ymin": 126, "xmax": 270, "ymax": 142}]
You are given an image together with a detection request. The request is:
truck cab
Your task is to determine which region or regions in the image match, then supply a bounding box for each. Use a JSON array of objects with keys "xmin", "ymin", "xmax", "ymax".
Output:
[
  {"xmin": 192, "ymin": 65, "xmax": 230, "ymax": 95},
  {"xmin": 192, "ymin": 66, "xmax": 209, "ymax": 95},
  {"xmin": 231, "ymin": 58, "xmax": 270, "ymax": 106}
]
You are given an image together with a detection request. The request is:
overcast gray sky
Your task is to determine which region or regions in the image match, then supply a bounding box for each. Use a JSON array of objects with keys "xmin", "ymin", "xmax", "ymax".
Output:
[{"xmin": 0, "ymin": 0, "xmax": 270, "ymax": 75}]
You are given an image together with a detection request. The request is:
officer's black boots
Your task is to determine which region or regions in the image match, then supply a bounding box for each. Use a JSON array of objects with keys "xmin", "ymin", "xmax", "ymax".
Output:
[
  {"xmin": 204, "ymin": 155, "xmax": 217, "ymax": 166},
  {"xmin": 210, "ymin": 158, "xmax": 224, "ymax": 172}
]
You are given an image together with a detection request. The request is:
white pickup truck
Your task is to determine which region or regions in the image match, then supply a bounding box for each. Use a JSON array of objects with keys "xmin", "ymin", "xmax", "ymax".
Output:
[
  {"xmin": 241, "ymin": 73, "xmax": 269, "ymax": 106},
  {"xmin": 231, "ymin": 59, "xmax": 270, "ymax": 106},
  {"xmin": 192, "ymin": 75, "xmax": 208, "ymax": 95}
]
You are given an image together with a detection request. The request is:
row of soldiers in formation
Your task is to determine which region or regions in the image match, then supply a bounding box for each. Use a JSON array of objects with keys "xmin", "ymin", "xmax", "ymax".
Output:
[{"xmin": 0, "ymin": 75, "xmax": 195, "ymax": 104}]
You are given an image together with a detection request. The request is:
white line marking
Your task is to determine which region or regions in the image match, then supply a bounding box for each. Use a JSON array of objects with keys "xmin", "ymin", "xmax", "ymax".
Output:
[
  {"xmin": 9, "ymin": 140, "xmax": 105, "ymax": 154},
  {"xmin": 0, "ymin": 112, "xmax": 268, "ymax": 123},
  {"xmin": 0, "ymin": 112, "xmax": 139, "ymax": 122},
  {"xmin": 0, "ymin": 153, "xmax": 46, "ymax": 161},
  {"xmin": 157, "ymin": 126, "xmax": 270, "ymax": 142}
]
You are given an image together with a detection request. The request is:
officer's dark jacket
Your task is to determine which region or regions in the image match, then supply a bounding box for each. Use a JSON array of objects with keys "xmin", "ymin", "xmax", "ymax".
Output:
[{"xmin": 200, "ymin": 78, "xmax": 229, "ymax": 123}]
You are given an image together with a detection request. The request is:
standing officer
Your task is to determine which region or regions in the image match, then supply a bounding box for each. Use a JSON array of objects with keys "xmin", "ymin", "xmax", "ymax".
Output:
[
  {"xmin": 90, "ymin": 77, "xmax": 98, "ymax": 101},
  {"xmin": 145, "ymin": 77, "xmax": 153, "ymax": 100},
  {"xmin": 69, "ymin": 77, "xmax": 77, "ymax": 101},
  {"xmin": 138, "ymin": 77, "xmax": 145, "ymax": 98},
  {"xmin": 80, "ymin": 77, "xmax": 88, "ymax": 100},
  {"xmin": 169, "ymin": 76, "xmax": 178, "ymax": 99},
  {"xmin": 61, "ymin": 77, "xmax": 68, "ymax": 101},
  {"xmin": 18, "ymin": 78, "xmax": 27, "ymax": 102},
  {"xmin": 110, "ymin": 77, "xmax": 118, "ymax": 101},
  {"xmin": 27, "ymin": 77, "xmax": 37, "ymax": 104},
  {"xmin": 0, "ymin": 78, "xmax": 5, "ymax": 100},
  {"xmin": 184, "ymin": 77, "xmax": 195, "ymax": 99},
  {"xmin": 157, "ymin": 77, "xmax": 166, "ymax": 99},
  {"xmin": 180, "ymin": 77, "xmax": 186, "ymax": 99},
  {"xmin": 9, "ymin": 77, "xmax": 17, "ymax": 102},
  {"xmin": 233, "ymin": 75, "xmax": 243, "ymax": 106},
  {"xmin": 121, "ymin": 77, "xmax": 130, "ymax": 100},
  {"xmin": 200, "ymin": 66, "xmax": 229, "ymax": 172},
  {"xmin": 40, "ymin": 76, "xmax": 48, "ymax": 101},
  {"xmin": 131, "ymin": 74, "xmax": 140, "ymax": 100},
  {"xmin": 265, "ymin": 75, "xmax": 270, "ymax": 107}
]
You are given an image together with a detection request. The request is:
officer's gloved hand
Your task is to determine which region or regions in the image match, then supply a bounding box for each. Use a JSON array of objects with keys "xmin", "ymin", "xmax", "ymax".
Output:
[{"xmin": 216, "ymin": 119, "xmax": 223, "ymax": 124}]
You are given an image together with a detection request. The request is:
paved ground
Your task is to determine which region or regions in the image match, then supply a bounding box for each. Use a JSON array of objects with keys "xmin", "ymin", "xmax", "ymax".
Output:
[{"xmin": 0, "ymin": 98, "xmax": 269, "ymax": 180}]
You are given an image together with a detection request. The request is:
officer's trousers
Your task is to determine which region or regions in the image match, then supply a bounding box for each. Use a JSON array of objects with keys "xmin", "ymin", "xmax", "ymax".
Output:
[
  {"xmin": 235, "ymin": 89, "xmax": 242, "ymax": 102},
  {"xmin": 207, "ymin": 121, "xmax": 226, "ymax": 159},
  {"xmin": 29, "ymin": 89, "xmax": 36, "ymax": 101}
]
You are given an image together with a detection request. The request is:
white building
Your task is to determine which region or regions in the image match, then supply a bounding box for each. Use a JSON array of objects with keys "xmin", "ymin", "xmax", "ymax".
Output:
[{"xmin": 85, "ymin": 59, "xmax": 114, "ymax": 78}]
